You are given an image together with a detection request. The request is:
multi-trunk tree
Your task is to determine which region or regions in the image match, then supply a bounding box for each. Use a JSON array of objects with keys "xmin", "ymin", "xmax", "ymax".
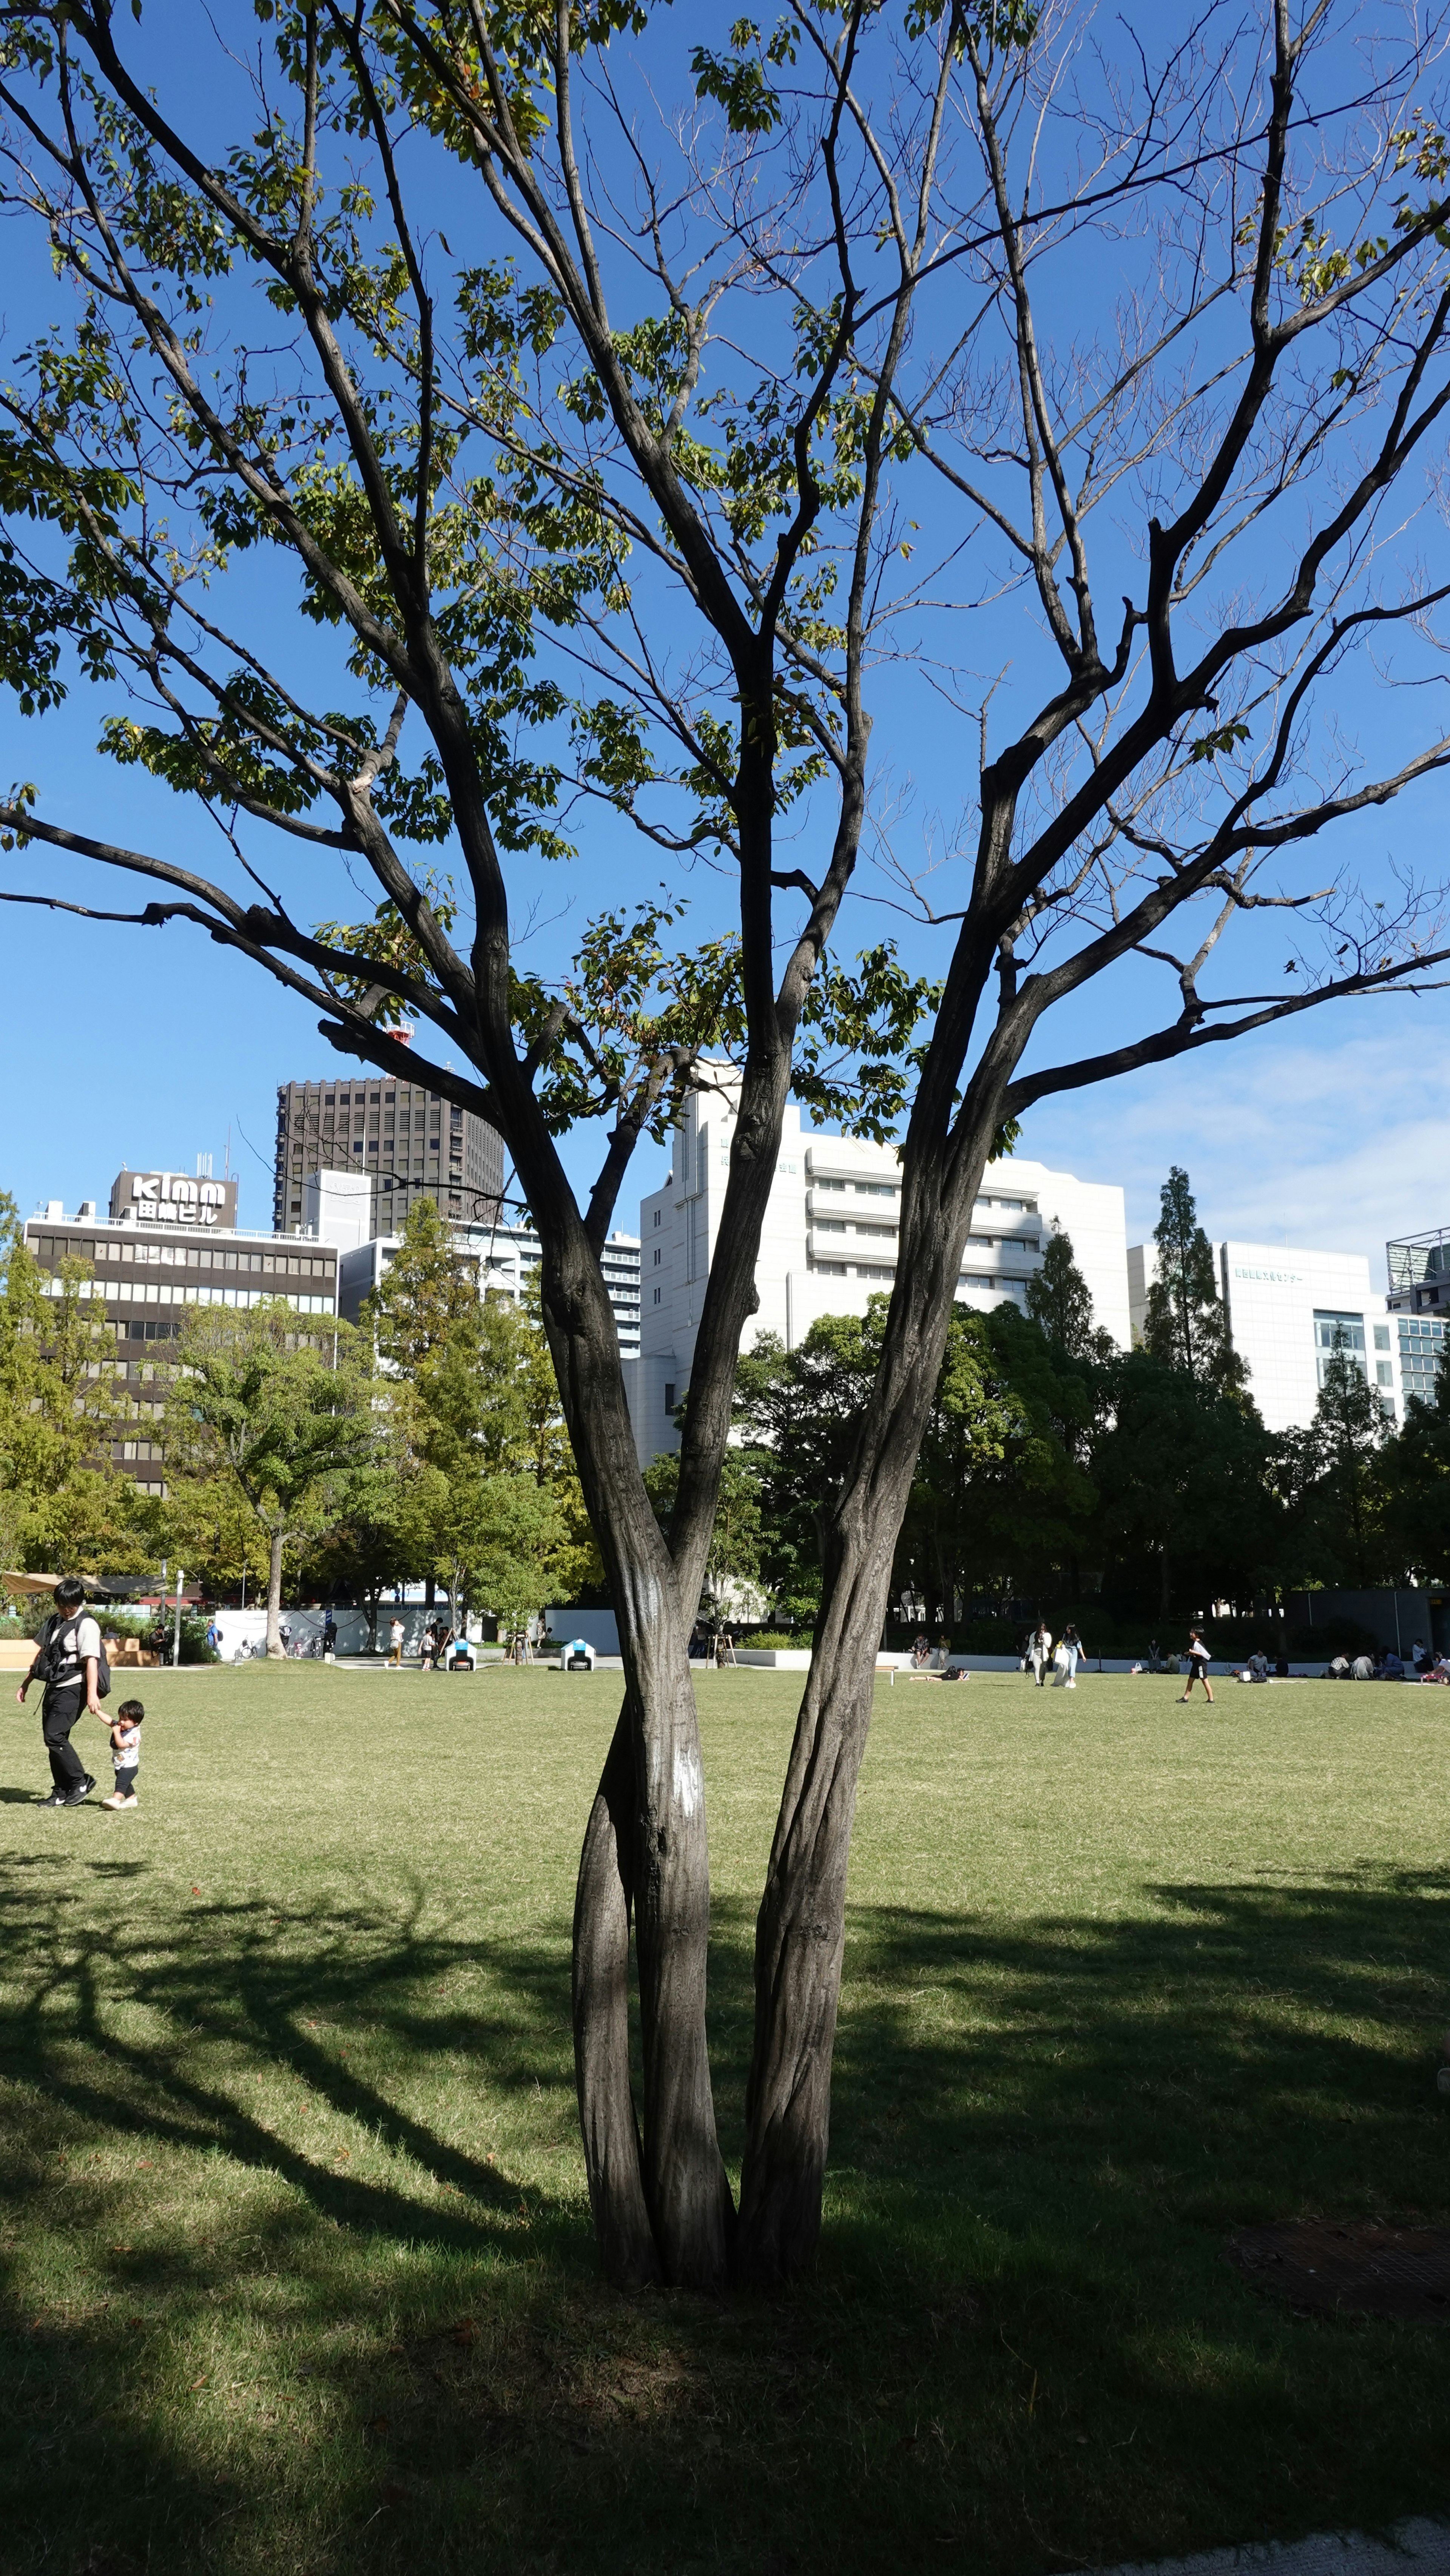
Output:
[{"xmin": 2, "ymin": 3, "xmax": 1450, "ymax": 2287}]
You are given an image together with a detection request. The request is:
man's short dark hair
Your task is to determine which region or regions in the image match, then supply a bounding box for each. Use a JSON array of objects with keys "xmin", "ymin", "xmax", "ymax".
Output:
[{"xmin": 54, "ymin": 1576, "xmax": 86, "ymax": 1610}]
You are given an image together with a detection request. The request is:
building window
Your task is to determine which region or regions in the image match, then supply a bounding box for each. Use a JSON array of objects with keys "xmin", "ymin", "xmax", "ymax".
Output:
[
  {"xmin": 653, "ymin": 1286, "xmax": 661, "ymax": 1303},
  {"xmin": 1373, "ymin": 1324, "xmax": 1391, "ymax": 1351},
  {"xmin": 664, "ymin": 1382, "xmax": 675, "ymax": 1411},
  {"xmin": 1376, "ymin": 1361, "xmax": 1394, "ymax": 1387},
  {"xmin": 653, "ymin": 1248, "xmax": 661, "ymax": 1265},
  {"xmin": 653, "ymin": 1209, "xmax": 662, "ymax": 1227},
  {"xmin": 1314, "ymin": 1310, "xmax": 1367, "ymax": 1388}
]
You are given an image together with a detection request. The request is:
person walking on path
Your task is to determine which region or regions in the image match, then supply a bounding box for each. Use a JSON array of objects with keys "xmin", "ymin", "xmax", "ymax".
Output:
[
  {"xmin": 16, "ymin": 1576, "xmax": 104, "ymax": 1806},
  {"xmin": 387, "ymin": 1615, "xmax": 405, "ymax": 1667},
  {"xmin": 1028, "ymin": 1621, "xmax": 1053, "ymax": 1688},
  {"xmin": 1059, "ymin": 1623, "xmax": 1083, "ymax": 1689},
  {"xmin": 1179, "ymin": 1629, "xmax": 1214, "ymax": 1703}
]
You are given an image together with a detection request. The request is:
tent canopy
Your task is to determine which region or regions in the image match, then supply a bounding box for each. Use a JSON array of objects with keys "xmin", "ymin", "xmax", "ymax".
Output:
[{"xmin": 2, "ymin": 1571, "xmax": 121, "ymax": 1598}]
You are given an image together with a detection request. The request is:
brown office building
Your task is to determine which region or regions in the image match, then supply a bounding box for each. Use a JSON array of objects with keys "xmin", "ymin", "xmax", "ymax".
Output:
[
  {"xmin": 273, "ymin": 1075, "xmax": 504, "ymax": 1236},
  {"xmin": 26, "ymin": 1171, "xmax": 338, "ymax": 1498}
]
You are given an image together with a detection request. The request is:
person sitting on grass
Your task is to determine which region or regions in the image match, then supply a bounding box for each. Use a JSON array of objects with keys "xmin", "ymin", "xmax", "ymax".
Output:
[
  {"xmin": 1179, "ymin": 1630, "xmax": 1214, "ymax": 1704},
  {"xmin": 101, "ymin": 1698, "xmax": 143, "ymax": 1810}
]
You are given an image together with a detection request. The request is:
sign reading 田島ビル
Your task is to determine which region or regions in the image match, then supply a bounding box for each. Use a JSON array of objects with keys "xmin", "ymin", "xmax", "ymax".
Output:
[{"xmin": 106, "ymin": 1169, "xmax": 240, "ymax": 1229}]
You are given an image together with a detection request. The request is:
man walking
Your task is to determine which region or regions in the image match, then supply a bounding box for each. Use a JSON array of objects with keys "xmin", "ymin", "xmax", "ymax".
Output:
[{"xmin": 16, "ymin": 1576, "xmax": 103, "ymax": 1806}]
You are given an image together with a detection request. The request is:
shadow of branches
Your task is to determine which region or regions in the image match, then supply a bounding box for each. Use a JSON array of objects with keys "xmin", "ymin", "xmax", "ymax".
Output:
[{"xmin": 1, "ymin": 1858, "xmax": 1447, "ymax": 2575}]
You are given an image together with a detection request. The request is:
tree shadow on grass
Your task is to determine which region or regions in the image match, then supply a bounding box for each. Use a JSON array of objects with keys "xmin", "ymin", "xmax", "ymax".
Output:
[{"xmin": 1, "ymin": 1863, "xmax": 1449, "ymax": 2576}]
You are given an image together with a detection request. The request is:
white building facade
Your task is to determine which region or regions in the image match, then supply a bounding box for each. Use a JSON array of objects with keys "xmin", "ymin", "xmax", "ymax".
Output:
[
  {"xmin": 1128, "ymin": 1238, "xmax": 1404, "ymax": 1432},
  {"xmin": 631, "ymin": 1081, "xmax": 1129, "ymax": 1464},
  {"xmin": 335, "ymin": 1194, "xmax": 640, "ymax": 1357}
]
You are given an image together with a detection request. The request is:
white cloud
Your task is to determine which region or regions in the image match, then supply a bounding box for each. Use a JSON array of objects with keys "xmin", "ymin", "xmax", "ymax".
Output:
[{"xmin": 1025, "ymin": 1006, "xmax": 1450, "ymax": 1276}]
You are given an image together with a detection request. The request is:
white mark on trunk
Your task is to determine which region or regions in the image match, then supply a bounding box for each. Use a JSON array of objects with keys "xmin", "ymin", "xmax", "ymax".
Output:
[{"xmin": 672, "ymin": 1741, "xmax": 702, "ymax": 1822}]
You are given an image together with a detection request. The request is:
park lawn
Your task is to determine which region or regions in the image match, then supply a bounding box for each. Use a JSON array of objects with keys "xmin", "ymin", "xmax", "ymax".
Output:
[{"xmin": 1, "ymin": 1664, "xmax": 1448, "ymax": 2576}]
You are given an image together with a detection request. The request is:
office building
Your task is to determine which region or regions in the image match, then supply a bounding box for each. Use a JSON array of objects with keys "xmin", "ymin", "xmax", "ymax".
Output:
[
  {"xmin": 1386, "ymin": 1225, "xmax": 1449, "ymax": 1405},
  {"xmin": 25, "ymin": 1169, "xmax": 340, "ymax": 1499},
  {"xmin": 273, "ymin": 1072, "xmax": 504, "ymax": 1236},
  {"xmin": 631, "ymin": 1081, "xmax": 1130, "ymax": 1464},
  {"xmin": 338, "ymin": 1206, "xmax": 640, "ymax": 1358},
  {"xmin": 1129, "ymin": 1238, "xmax": 1402, "ymax": 1433}
]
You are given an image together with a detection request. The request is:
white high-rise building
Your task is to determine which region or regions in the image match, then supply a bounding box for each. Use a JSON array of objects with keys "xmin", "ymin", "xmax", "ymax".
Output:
[
  {"xmin": 1127, "ymin": 1239, "xmax": 1404, "ymax": 1432},
  {"xmin": 630, "ymin": 1079, "xmax": 1129, "ymax": 1464},
  {"xmin": 337, "ymin": 1206, "xmax": 640, "ymax": 1356}
]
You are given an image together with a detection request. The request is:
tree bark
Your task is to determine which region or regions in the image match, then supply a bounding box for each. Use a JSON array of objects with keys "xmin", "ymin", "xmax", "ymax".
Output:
[
  {"xmin": 737, "ymin": 1109, "xmax": 999, "ymax": 2282},
  {"xmin": 572, "ymin": 1703, "xmax": 660, "ymax": 2284},
  {"xmin": 542, "ymin": 1221, "xmax": 733, "ymax": 2290},
  {"xmin": 568, "ymin": 1035, "xmax": 819, "ymax": 2285},
  {"xmin": 265, "ymin": 1527, "xmax": 285, "ymax": 1658}
]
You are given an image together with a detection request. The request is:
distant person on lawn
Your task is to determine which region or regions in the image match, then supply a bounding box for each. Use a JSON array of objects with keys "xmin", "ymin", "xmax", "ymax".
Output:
[
  {"xmin": 1179, "ymin": 1630, "xmax": 1214, "ymax": 1704},
  {"xmin": 1028, "ymin": 1621, "xmax": 1052, "ymax": 1688},
  {"xmin": 387, "ymin": 1616, "xmax": 405, "ymax": 1667},
  {"xmin": 16, "ymin": 1576, "xmax": 102, "ymax": 1807}
]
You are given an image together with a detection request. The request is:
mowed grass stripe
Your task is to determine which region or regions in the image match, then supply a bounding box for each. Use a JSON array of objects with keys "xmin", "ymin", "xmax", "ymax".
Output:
[{"xmin": 1, "ymin": 1663, "xmax": 1446, "ymax": 2575}]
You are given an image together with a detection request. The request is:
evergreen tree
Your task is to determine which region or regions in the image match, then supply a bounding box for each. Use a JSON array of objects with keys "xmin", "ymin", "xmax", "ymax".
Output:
[
  {"xmin": 1025, "ymin": 1227, "xmax": 1115, "ymax": 1363},
  {"xmin": 1143, "ymin": 1166, "xmax": 1248, "ymax": 1394},
  {"xmin": 1382, "ymin": 1339, "xmax": 1450, "ymax": 1587},
  {"xmin": 1281, "ymin": 1332, "xmax": 1392, "ymax": 1589}
]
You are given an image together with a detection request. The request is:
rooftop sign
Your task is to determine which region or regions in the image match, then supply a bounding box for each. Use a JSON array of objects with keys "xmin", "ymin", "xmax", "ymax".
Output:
[{"xmin": 108, "ymin": 1169, "xmax": 239, "ymax": 1229}]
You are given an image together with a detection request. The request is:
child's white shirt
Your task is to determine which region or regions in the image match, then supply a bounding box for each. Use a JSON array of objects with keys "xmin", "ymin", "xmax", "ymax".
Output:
[{"xmin": 111, "ymin": 1721, "xmax": 142, "ymax": 1772}]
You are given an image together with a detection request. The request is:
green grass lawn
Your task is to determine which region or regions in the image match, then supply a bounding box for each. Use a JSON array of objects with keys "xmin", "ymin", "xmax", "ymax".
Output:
[{"xmin": 2, "ymin": 1664, "xmax": 1448, "ymax": 2575}]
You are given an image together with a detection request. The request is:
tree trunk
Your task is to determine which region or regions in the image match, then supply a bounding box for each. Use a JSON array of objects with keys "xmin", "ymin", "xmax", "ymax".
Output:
[
  {"xmin": 572, "ymin": 1703, "xmax": 659, "ymax": 2285},
  {"xmin": 265, "ymin": 1528, "xmax": 285, "ymax": 1657},
  {"xmin": 542, "ymin": 1230, "xmax": 733, "ymax": 2291},
  {"xmin": 565, "ymin": 1038, "xmax": 814, "ymax": 2284},
  {"xmin": 736, "ymin": 1100, "xmax": 1000, "ymax": 2283}
]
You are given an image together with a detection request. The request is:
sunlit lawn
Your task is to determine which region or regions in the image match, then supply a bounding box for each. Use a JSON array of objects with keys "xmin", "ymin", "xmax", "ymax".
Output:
[{"xmin": 2, "ymin": 1660, "xmax": 1448, "ymax": 2574}]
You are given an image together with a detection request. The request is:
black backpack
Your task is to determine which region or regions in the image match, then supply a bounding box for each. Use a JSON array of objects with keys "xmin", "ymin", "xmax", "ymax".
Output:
[{"xmin": 33, "ymin": 1610, "xmax": 112, "ymax": 1699}]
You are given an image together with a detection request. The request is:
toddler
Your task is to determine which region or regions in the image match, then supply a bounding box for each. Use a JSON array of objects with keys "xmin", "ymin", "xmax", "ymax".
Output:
[{"xmin": 101, "ymin": 1697, "xmax": 144, "ymax": 1809}]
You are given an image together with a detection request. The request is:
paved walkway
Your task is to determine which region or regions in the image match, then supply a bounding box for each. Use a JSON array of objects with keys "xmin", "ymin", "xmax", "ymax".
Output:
[{"xmin": 1072, "ymin": 2521, "xmax": 1450, "ymax": 2576}]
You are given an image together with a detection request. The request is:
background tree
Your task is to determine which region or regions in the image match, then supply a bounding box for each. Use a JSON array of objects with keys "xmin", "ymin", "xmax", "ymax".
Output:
[
  {"xmin": 165, "ymin": 1307, "xmax": 379, "ymax": 1654},
  {"xmin": 1142, "ymin": 1169, "xmax": 1248, "ymax": 1396},
  {"xmin": 1382, "ymin": 1343, "xmax": 1450, "ymax": 1590},
  {"xmin": 1026, "ymin": 1229, "xmax": 1116, "ymax": 1369},
  {"xmin": 5, "ymin": 4, "xmax": 1450, "ymax": 2288},
  {"xmin": 363, "ymin": 1202, "xmax": 597, "ymax": 1617},
  {"xmin": 1280, "ymin": 1335, "xmax": 1393, "ymax": 1591},
  {"xmin": 644, "ymin": 1448, "xmax": 763, "ymax": 1628},
  {"xmin": 910, "ymin": 1305, "xmax": 1097, "ymax": 1613},
  {"xmin": 1090, "ymin": 1353, "xmax": 1277, "ymax": 1622},
  {"xmin": 734, "ymin": 1309, "xmax": 886, "ymax": 1631},
  {"xmin": 443, "ymin": 1470, "xmax": 572, "ymax": 1653},
  {"xmin": 0, "ymin": 1192, "xmax": 150, "ymax": 1574},
  {"xmin": 301, "ymin": 1413, "xmax": 441, "ymax": 1648}
]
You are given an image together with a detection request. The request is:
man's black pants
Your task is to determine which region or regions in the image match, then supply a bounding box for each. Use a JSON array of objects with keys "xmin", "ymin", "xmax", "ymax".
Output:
[{"xmin": 42, "ymin": 1686, "xmax": 88, "ymax": 1793}]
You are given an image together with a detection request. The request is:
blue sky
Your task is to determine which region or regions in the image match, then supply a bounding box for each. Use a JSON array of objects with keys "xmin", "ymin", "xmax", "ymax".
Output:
[{"xmin": 0, "ymin": 2, "xmax": 1447, "ymax": 1290}]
